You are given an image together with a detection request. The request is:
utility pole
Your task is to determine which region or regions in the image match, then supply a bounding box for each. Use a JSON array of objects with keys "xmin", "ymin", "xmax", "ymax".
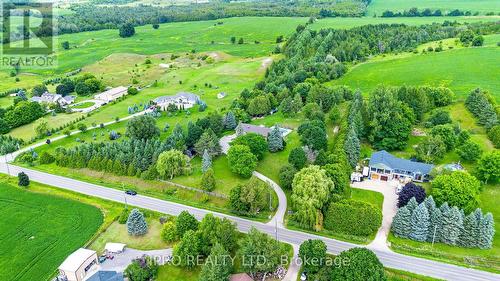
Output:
[
  {"xmin": 432, "ymin": 224, "xmax": 437, "ymax": 247},
  {"xmin": 122, "ymin": 183, "xmax": 128, "ymax": 209},
  {"xmin": 5, "ymin": 154, "xmax": 10, "ymax": 176}
]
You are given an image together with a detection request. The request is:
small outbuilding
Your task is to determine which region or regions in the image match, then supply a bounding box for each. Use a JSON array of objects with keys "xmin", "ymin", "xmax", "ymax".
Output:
[
  {"xmin": 217, "ymin": 92, "xmax": 227, "ymax": 99},
  {"xmin": 58, "ymin": 248, "xmax": 98, "ymax": 281},
  {"xmin": 94, "ymin": 86, "xmax": 128, "ymax": 103},
  {"xmin": 104, "ymin": 243, "xmax": 126, "ymax": 254}
]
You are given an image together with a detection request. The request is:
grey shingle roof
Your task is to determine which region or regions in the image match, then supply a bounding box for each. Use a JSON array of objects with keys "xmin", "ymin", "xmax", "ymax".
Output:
[
  {"xmin": 153, "ymin": 92, "xmax": 200, "ymax": 104},
  {"xmin": 369, "ymin": 150, "xmax": 434, "ymax": 174},
  {"xmin": 239, "ymin": 123, "xmax": 271, "ymax": 137}
]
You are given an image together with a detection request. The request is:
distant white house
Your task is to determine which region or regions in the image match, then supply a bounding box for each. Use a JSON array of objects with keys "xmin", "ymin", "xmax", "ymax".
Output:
[
  {"xmin": 58, "ymin": 248, "xmax": 98, "ymax": 281},
  {"xmin": 217, "ymin": 92, "xmax": 227, "ymax": 99},
  {"xmin": 153, "ymin": 92, "xmax": 200, "ymax": 110},
  {"xmin": 94, "ymin": 86, "xmax": 128, "ymax": 103},
  {"xmin": 31, "ymin": 92, "xmax": 75, "ymax": 106}
]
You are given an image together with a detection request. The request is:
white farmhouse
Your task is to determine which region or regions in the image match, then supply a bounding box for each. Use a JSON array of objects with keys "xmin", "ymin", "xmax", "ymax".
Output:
[
  {"xmin": 153, "ymin": 92, "xmax": 200, "ymax": 110},
  {"xmin": 94, "ymin": 86, "xmax": 128, "ymax": 103}
]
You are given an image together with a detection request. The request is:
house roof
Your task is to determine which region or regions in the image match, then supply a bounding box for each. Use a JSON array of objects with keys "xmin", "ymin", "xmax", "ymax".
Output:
[
  {"xmin": 31, "ymin": 92, "xmax": 61, "ymax": 103},
  {"xmin": 85, "ymin": 271, "xmax": 124, "ymax": 281},
  {"xmin": 104, "ymin": 243, "xmax": 126, "ymax": 253},
  {"xmin": 230, "ymin": 273, "xmax": 253, "ymax": 281},
  {"xmin": 59, "ymin": 248, "xmax": 96, "ymax": 272},
  {"xmin": 153, "ymin": 92, "xmax": 200, "ymax": 104},
  {"xmin": 239, "ymin": 123, "xmax": 271, "ymax": 137},
  {"xmin": 96, "ymin": 86, "xmax": 128, "ymax": 98},
  {"xmin": 369, "ymin": 150, "xmax": 434, "ymax": 174}
]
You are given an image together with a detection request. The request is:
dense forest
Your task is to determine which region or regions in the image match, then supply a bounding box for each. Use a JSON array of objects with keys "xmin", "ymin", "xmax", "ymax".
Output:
[{"xmin": 54, "ymin": 0, "xmax": 370, "ymax": 34}]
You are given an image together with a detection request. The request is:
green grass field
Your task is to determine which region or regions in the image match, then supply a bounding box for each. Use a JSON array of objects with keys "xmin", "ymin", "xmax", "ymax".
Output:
[
  {"xmin": 0, "ymin": 182, "xmax": 103, "ymax": 281},
  {"xmin": 367, "ymin": 0, "xmax": 500, "ymax": 16},
  {"xmin": 332, "ymin": 35, "xmax": 500, "ymax": 100}
]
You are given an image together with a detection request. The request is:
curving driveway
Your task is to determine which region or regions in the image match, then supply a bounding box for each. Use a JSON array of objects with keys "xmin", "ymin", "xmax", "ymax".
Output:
[{"xmin": 0, "ymin": 163, "xmax": 499, "ymax": 280}]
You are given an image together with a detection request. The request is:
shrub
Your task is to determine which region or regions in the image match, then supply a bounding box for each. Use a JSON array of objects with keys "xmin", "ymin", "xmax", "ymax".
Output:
[
  {"xmin": 279, "ymin": 164, "xmax": 296, "ymax": 189},
  {"xmin": 118, "ymin": 208, "xmax": 130, "ymax": 224},
  {"xmin": 175, "ymin": 211, "xmax": 198, "ymax": 237},
  {"xmin": 456, "ymin": 140, "xmax": 482, "ymax": 162},
  {"xmin": 124, "ymin": 256, "xmax": 159, "ymax": 281},
  {"xmin": 39, "ymin": 151, "xmax": 55, "ymax": 164},
  {"xmin": 227, "ymin": 145, "xmax": 257, "ymax": 178},
  {"xmin": 288, "ymin": 147, "xmax": 307, "ymax": 170},
  {"xmin": 432, "ymin": 171, "xmax": 481, "ymax": 213},
  {"xmin": 161, "ymin": 221, "xmax": 178, "ymax": 243},
  {"xmin": 331, "ymin": 248, "xmax": 385, "ymax": 280},
  {"xmin": 18, "ymin": 172, "xmax": 30, "ymax": 187},
  {"xmin": 487, "ymin": 125, "xmax": 500, "ymax": 148},
  {"xmin": 324, "ymin": 200, "xmax": 381, "ymax": 236},
  {"xmin": 201, "ymin": 168, "xmax": 216, "ymax": 191},
  {"xmin": 397, "ymin": 182, "xmax": 426, "ymax": 208},
  {"xmin": 231, "ymin": 133, "xmax": 267, "ymax": 160}
]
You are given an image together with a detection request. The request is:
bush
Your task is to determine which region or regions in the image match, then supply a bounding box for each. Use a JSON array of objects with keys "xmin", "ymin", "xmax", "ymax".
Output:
[
  {"xmin": 428, "ymin": 109, "xmax": 451, "ymax": 126},
  {"xmin": 487, "ymin": 125, "xmax": 500, "ymax": 148},
  {"xmin": 456, "ymin": 140, "xmax": 482, "ymax": 162},
  {"xmin": 432, "ymin": 171, "xmax": 481, "ymax": 213},
  {"xmin": 118, "ymin": 208, "xmax": 130, "ymax": 224},
  {"xmin": 324, "ymin": 200, "xmax": 381, "ymax": 236},
  {"xmin": 231, "ymin": 133, "xmax": 267, "ymax": 160},
  {"xmin": 279, "ymin": 164, "xmax": 296, "ymax": 189},
  {"xmin": 331, "ymin": 248, "xmax": 385, "ymax": 280},
  {"xmin": 161, "ymin": 221, "xmax": 178, "ymax": 243},
  {"xmin": 397, "ymin": 182, "xmax": 426, "ymax": 208},
  {"xmin": 39, "ymin": 151, "xmax": 55, "ymax": 164},
  {"xmin": 124, "ymin": 256, "xmax": 159, "ymax": 281},
  {"xmin": 18, "ymin": 172, "xmax": 30, "ymax": 187},
  {"xmin": 201, "ymin": 168, "xmax": 216, "ymax": 191},
  {"xmin": 175, "ymin": 211, "xmax": 198, "ymax": 237},
  {"xmin": 227, "ymin": 145, "xmax": 257, "ymax": 178},
  {"xmin": 288, "ymin": 147, "xmax": 307, "ymax": 170}
]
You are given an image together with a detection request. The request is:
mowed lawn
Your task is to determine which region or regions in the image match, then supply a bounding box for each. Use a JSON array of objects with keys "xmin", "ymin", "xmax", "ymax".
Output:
[
  {"xmin": 367, "ymin": 0, "xmax": 500, "ymax": 16},
  {"xmin": 332, "ymin": 38, "xmax": 500, "ymax": 100},
  {"xmin": 0, "ymin": 183, "xmax": 103, "ymax": 281}
]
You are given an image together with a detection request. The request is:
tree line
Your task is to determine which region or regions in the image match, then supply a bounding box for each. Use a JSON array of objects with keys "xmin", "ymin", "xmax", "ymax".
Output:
[
  {"xmin": 380, "ymin": 8, "xmax": 492, "ymax": 18},
  {"xmin": 49, "ymin": 0, "xmax": 370, "ymax": 36}
]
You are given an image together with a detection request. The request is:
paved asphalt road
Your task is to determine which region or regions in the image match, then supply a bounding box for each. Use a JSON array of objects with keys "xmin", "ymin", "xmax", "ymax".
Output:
[{"xmin": 1, "ymin": 162, "xmax": 499, "ymax": 281}]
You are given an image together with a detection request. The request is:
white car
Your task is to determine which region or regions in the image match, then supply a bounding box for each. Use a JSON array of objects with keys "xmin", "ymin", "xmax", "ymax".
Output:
[{"xmin": 396, "ymin": 185, "xmax": 403, "ymax": 194}]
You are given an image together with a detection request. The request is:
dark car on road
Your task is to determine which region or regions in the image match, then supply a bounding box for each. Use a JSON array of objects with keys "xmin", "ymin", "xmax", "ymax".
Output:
[{"xmin": 125, "ymin": 190, "xmax": 137, "ymax": 195}]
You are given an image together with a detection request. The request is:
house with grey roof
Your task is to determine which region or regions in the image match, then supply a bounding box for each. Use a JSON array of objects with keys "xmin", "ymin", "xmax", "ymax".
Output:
[
  {"xmin": 153, "ymin": 92, "xmax": 200, "ymax": 110},
  {"xmin": 31, "ymin": 92, "xmax": 75, "ymax": 106},
  {"xmin": 368, "ymin": 150, "xmax": 434, "ymax": 182},
  {"xmin": 235, "ymin": 123, "xmax": 292, "ymax": 138}
]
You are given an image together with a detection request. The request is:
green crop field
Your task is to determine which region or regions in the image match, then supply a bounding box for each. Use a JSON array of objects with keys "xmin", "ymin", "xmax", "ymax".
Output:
[
  {"xmin": 311, "ymin": 15, "xmax": 500, "ymax": 30},
  {"xmin": 331, "ymin": 34, "xmax": 500, "ymax": 100},
  {"xmin": 367, "ymin": 0, "xmax": 500, "ymax": 16},
  {"xmin": 0, "ymin": 182, "xmax": 103, "ymax": 281}
]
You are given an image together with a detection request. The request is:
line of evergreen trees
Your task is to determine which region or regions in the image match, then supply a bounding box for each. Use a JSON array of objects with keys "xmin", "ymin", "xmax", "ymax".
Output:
[
  {"xmin": 381, "ymin": 8, "xmax": 484, "ymax": 18},
  {"xmin": 392, "ymin": 196, "xmax": 495, "ymax": 249},
  {"xmin": 465, "ymin": 88, "xmax": 498, "ymax": 130}
]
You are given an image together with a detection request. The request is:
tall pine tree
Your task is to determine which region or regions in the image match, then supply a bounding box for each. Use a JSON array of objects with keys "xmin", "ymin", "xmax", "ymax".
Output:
[
  {"xmin": 127, "ymin": 209, "xmax": 148, "ymax": 236},
  {"xmin": 406, "ymin": 197, "xmax": 418, "ymax": 214},
  {"xmin": 409, "ymin": 203, "xmax": 430, "ymax": 242},
  {"xmin": 428, "ymin": 207, "xmax": 442, "ymax": 243},
  {"xmin": 478, "ymin": 212, "xmax": 495, "ymax": 249},
  {"xmin": 344, "ymin": 127, "xmax": 360, "ymax": 168},
  {"xmin": 459, "ymin": 211, "xmax": 480, "ymax": 248},
  {"xmin": 268, "ymin": 126, "xmax": 284, "ymax": 152},
  {"xmin": 202, "ymin": 149, "xmax": 212, "ymax": 173},
  {"xmin": 440, "ymin": 206, "xmax": 463, "ymax": 245},
  {"xmin": 392, "ymin": 206, "xmax": 412, "ymax": 238},
  {"xmin": 223, "ymin": 111, "xmax": 237, "ymax": 130}
]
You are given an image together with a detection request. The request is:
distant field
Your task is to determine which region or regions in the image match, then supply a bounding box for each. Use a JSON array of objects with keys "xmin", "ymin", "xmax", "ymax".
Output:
[
  {"xmin": 332, "ymin": 35, "xmax": 500, "ymax": 100},
  {"xmin": 10, "ymin": 17, "xmax": 305, "ymax": 76},
  {"xmin": 311, "ymin": 15, "xmax": 500, "ymax": 29},
  {"xmin": 367, "ymin": 0, "xmax": 500, "ymax": 16},
  {"xmin": 0, "ymin": 182, "xmax": 103, "ymax": 281}
]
